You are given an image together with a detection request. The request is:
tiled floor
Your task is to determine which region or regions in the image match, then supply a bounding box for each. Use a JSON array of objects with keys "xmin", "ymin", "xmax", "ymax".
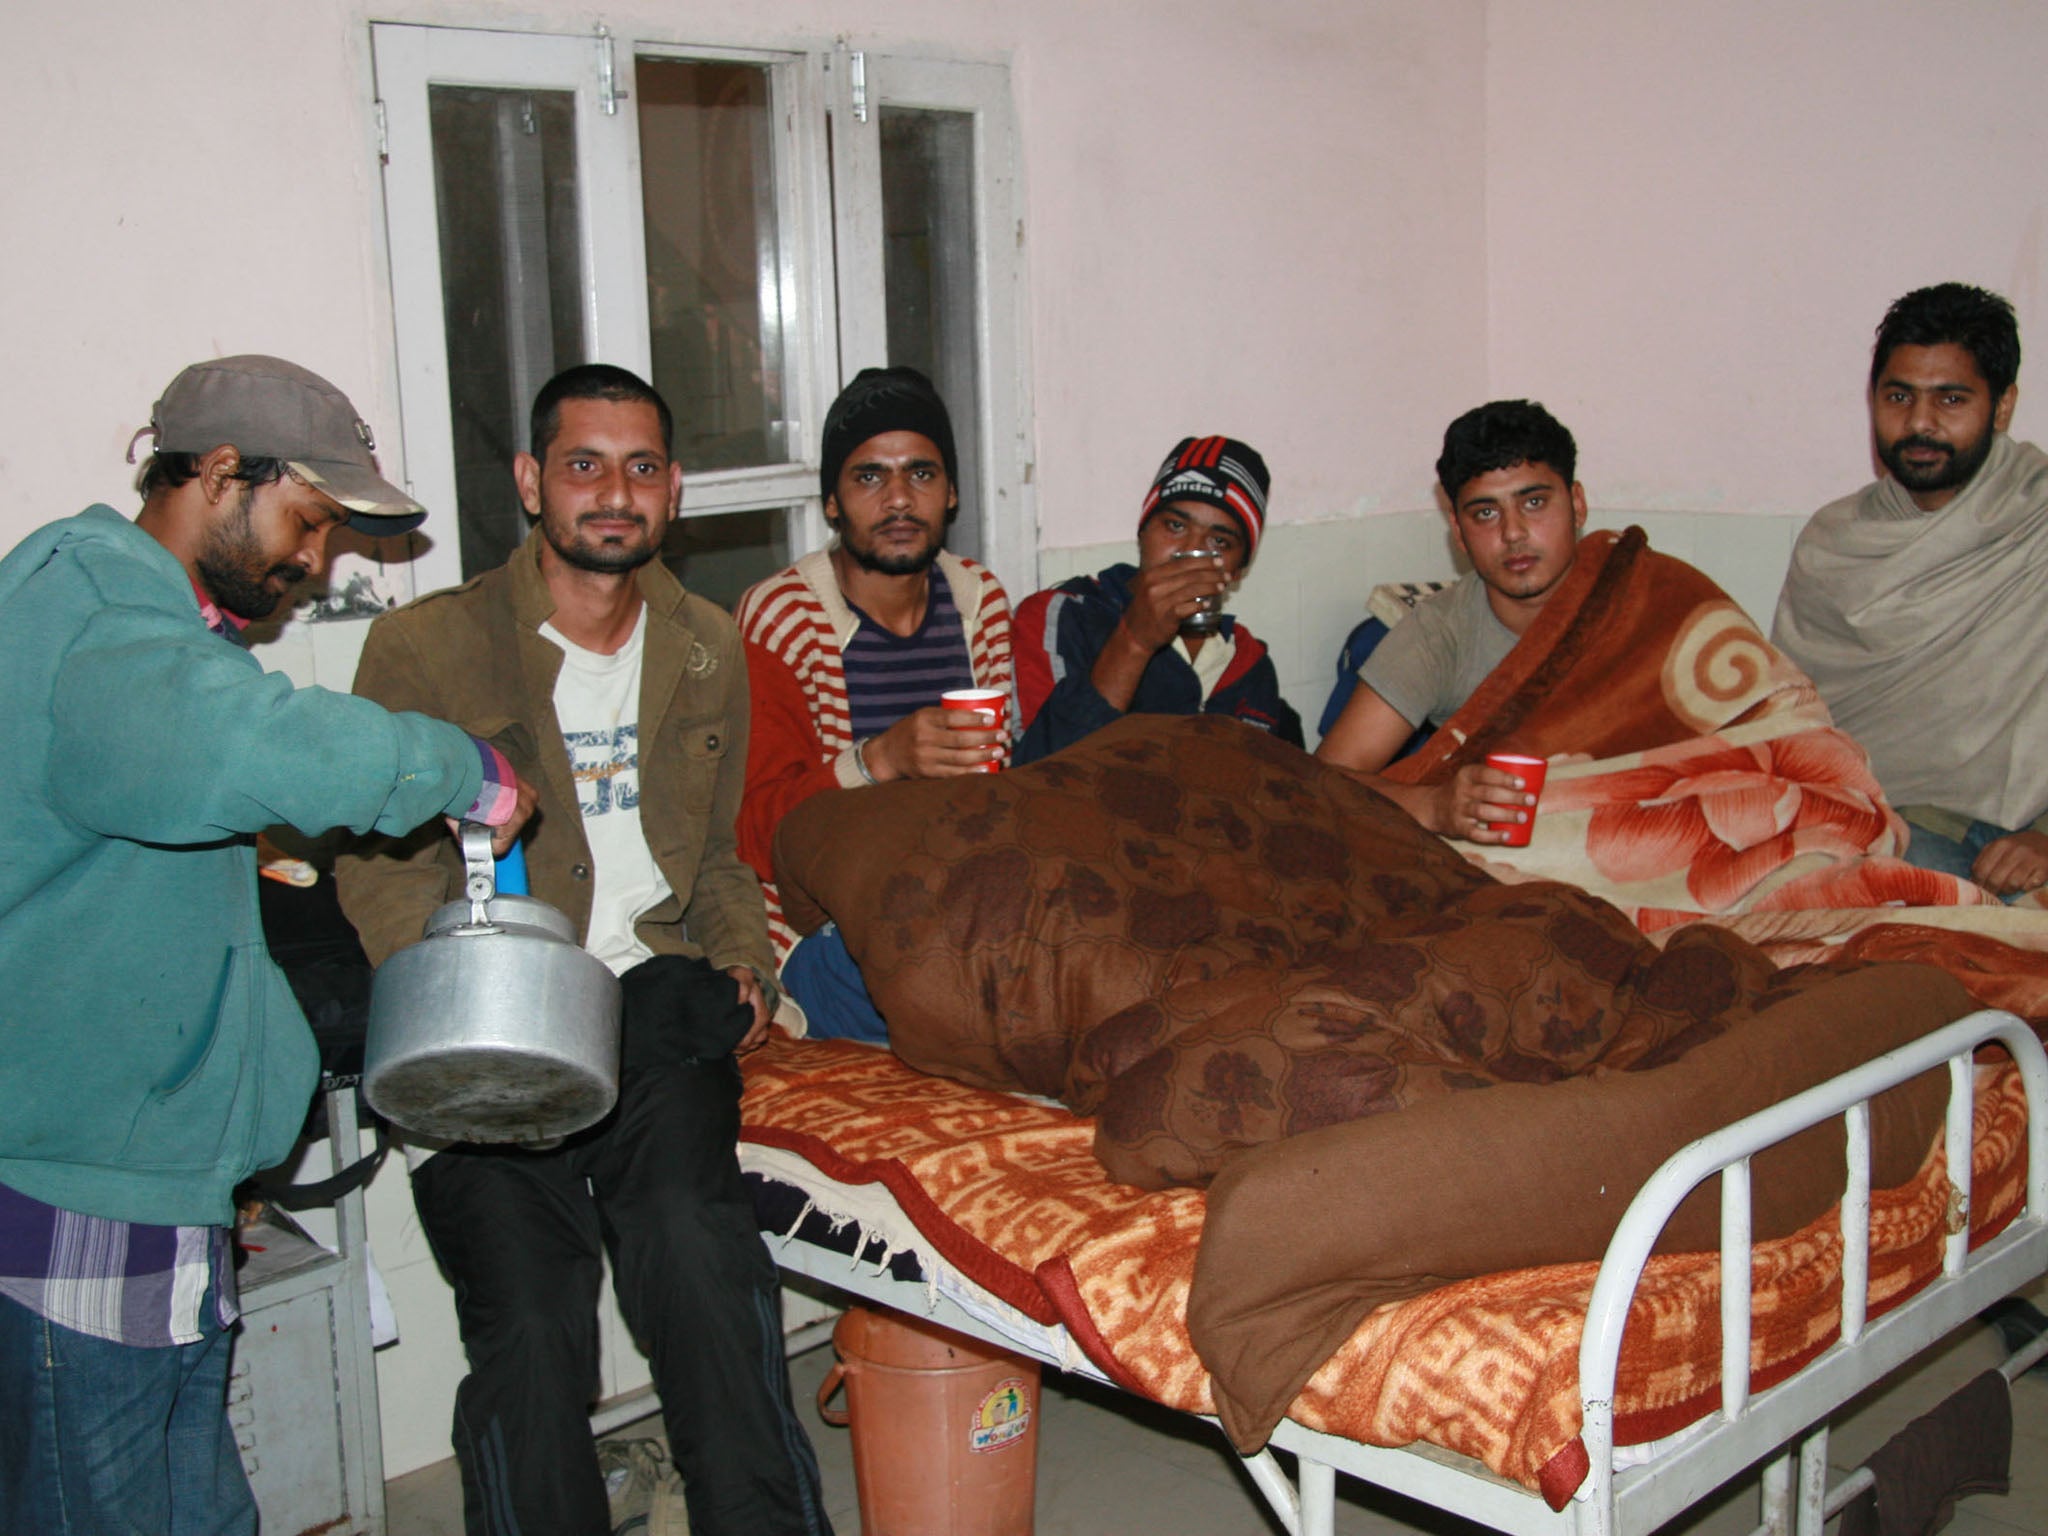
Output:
[{"xmin": 386, "ymin": 1284, "xmax": 2048, "ymax": 1535}]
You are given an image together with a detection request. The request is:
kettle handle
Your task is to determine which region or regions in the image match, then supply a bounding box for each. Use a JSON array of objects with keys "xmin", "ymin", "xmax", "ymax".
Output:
[{"xmin": 460, "ymin": 821, "xmax": 497, "ymax": 924}]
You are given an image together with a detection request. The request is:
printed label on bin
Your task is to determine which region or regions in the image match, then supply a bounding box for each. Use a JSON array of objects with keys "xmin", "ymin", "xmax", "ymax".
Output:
[{"xmin": 969, "ymin": 1377, "xmax": 1032, "ymax": 1453}]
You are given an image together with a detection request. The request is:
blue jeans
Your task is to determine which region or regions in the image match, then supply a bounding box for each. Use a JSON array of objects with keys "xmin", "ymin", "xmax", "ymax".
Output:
[
  {"xmin": 0, "ymin": 1284, "xmax": 255, "ymax": 1536},
  {"xmin": 1902, "ymin": 816, "xmax": 2032, "ymax": 905},
  {"xmin": 781, "ymin": 922, "xmax": 891, "ymax": 1043}
]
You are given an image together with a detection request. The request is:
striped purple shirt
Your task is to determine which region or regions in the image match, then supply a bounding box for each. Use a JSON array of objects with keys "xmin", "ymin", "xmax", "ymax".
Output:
[
  {"xmin": 0, "ymin": 1187, "xmax": 234, "ymax": 1345},
  {"xmin": 843, "ymin": 575, "xmax": 976, "ymax": 738},
  {"xmin": 466, "ymin": 737, "xmax": 520, "ymax": 826}
]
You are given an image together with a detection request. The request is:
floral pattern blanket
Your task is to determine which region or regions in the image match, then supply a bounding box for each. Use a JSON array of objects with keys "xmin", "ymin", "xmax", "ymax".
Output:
[{"xmin": 1382, "ymin": 527, "xmax": 2048, "ymax": 1019}]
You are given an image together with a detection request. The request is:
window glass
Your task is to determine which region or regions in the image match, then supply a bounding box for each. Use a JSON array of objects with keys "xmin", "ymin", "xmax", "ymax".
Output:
[
  {"xmin": 429, "ymin": 85, "xmax": 586, "ymax": 577},
  {"xmin": 660, "ymin": 506, "xmax": 793, "ymax": 613},
  {"xmin": 636, "ymin": 58, "xmax": 792, "ymax": 473},
  {"xmin": 880, "ymin": 107, "xmax": 981, "ymax": 562}
]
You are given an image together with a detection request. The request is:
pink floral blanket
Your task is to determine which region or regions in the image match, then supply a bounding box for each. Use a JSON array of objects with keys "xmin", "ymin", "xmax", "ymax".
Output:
[{"xmin": 1382, "ymin": 527, "xmax": 2048, "ymax": 1022}]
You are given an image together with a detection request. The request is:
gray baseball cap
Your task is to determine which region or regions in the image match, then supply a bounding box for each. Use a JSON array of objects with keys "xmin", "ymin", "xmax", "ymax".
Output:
[{"xmin": 141, "ymin": 355, "xmax": 426, "ymax": 536}]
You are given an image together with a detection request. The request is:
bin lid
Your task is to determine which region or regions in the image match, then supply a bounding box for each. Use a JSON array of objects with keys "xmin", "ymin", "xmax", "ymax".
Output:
[{"xmin": 832, "ymin": 1306, "xmax": 1029, "ymax": 1371}]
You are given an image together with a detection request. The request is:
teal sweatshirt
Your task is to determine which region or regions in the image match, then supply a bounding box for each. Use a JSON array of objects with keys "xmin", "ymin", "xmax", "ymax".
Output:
[{"xmin": 0, "ymin": 507, "xmax": 487, "ymax": 1226}]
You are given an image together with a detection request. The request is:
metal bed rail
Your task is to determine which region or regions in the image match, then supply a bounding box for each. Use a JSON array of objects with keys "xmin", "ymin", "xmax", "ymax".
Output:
[
  {"xmin": 1579, "ymin": 1007, "xmax": 2048, "ymax": 1536},
  {"xmin": 1259, "ymin": 1007, "xmax": 2048, "ymax": 1536}
]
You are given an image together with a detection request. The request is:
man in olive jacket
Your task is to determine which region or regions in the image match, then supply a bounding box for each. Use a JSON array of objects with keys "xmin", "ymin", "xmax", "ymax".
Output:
[{"xmin": 337, "ymin": 365, "xmax": 829, "ymax": 1536}]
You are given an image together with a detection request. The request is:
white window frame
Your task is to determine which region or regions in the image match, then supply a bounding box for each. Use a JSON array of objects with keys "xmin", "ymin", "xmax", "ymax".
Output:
[
  {"xmin": 618, "ymin": 41, "xmax": 840, "ymax": 536},
  {"xmin": 371, "ymin": 22, "xmax": 1035, "ymax": 602},
  {"xmin": 826, "ymin": 49, "xmax": 1036, "ymax": 594},
  {"xmin": 373, "ymin": 25, "xmax": 646, "ymax": 599}
]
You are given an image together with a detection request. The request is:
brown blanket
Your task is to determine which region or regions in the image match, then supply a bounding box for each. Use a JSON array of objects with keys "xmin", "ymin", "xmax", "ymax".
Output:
[
  {"xmin": 775, "ymin": 716, "xmax": 1964, "ymax": 1442},
  {"xmin": 1385, "ymin": 526, "xmax": 1822, "ymax": 774}
]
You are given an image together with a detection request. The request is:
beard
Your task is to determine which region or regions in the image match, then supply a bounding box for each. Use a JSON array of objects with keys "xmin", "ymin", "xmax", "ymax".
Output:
[
  {"xmin": 1878, "ymin": 426, "xmax": 1996, "ymax": 499},
  {"xmin": 540, "ymin": 506, "xmax": 662, "ymax": 574},
  {"xmin": 195, "ymin": 485, "xmax": 305, "ymax": 619},
  {"xmin": 834, "ymin": 515, "xmax": 940, "ymax": 576}
]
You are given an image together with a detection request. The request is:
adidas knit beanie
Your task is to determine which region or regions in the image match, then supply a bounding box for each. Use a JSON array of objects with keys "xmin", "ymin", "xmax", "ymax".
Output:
[{"xmin": 1140, "ymin": 435, "xmax": 1270, "ymax": 557}]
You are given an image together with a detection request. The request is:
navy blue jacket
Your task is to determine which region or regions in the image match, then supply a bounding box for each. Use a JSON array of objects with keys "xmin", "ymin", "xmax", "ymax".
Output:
[{"xmin": 1012, "ymin": 563, "xmax": 1302, "ymax": 766}]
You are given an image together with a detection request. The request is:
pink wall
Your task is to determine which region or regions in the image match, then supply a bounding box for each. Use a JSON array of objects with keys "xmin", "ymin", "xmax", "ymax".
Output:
[
  {"xmin": 0, "ymin": 3, "xmax": 396, "ymax": 542},
  {"xmin": 0, "ymin": 0, "xmax": 1486, "ymax": 557},
  {"xmin": 13, "ymin": 3, "xmax": 2042, "ymax": 558},
  {"xmin": 1001, "ymin": 4, "xmax": 1488, "ymax": 539},
  {"xmin": 1485, "ymin": 0, "xmax": 2048, "ymax": 516}
]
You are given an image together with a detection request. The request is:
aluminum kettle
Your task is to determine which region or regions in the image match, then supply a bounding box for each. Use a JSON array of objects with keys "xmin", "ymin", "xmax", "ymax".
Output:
[{"xmin": 364, "ymin": 823, "xmax": 622, "ymax": 1144}]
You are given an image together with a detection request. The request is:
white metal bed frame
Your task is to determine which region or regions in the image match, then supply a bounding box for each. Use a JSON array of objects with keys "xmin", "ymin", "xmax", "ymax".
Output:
[{"xmin": 759, "ymin": 1008, "xmax": 2048, "ymax": 1536}]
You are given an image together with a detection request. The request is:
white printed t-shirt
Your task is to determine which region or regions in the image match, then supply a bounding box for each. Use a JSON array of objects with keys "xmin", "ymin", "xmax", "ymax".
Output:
[{"xmin": 541, "ymin": 607, "xmax": 671, "ymax": 977}]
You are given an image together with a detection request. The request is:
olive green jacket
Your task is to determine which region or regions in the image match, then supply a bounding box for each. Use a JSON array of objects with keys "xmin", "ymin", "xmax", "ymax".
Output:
[{"xmin": 335, "ymin": 532, "xmax": 776, "ymax": 998}]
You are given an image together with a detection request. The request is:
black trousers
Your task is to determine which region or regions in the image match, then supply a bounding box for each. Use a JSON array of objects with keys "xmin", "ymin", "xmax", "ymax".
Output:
[{"xmin": 411, "ymin": 1055, "xmax": 833, "ymax": 1536}]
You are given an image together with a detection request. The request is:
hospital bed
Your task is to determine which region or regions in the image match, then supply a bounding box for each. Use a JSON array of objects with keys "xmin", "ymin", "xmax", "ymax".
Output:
[{"xmin": 742, "ymin": 1007, "xmax": 2048, "ymax": 1536}]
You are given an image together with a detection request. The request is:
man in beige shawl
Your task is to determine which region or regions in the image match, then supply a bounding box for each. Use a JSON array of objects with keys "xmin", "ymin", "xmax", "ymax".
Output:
[{"xmin": 1775, "ymin": 283, "xmax": 2048, "ymax": 900}]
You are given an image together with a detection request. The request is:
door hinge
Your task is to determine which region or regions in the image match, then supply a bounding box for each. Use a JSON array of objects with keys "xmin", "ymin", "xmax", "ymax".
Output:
[
  {"xmin": 596, "ymin": 25, "xmax": 629, "ymax": 116},
  {"xmin": 849, "ymin": 50, "xmax": 868, "ymax": 123},
  {"xmin": 373, "ymin": 98, "xmax": 389, "ymax": 165}
]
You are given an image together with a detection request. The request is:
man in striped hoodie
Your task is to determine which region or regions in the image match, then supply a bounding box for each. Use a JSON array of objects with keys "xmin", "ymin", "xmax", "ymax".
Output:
[{"xmin": 736, "ymin": 367, "xmax": 1012, "ymax": 1039}]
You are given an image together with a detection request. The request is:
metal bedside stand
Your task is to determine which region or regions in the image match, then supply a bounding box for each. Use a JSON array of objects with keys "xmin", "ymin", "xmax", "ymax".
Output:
[{"xmin": 231, "ymin": 1083, "xmax": 387, "ymax": 1536}]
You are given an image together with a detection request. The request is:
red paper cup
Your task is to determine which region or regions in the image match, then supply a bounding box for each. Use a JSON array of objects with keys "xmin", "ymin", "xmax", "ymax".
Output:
[
  {"xmin": 942, "ymin": 688, "xmax": 1010, "ymax": 772},
  {"xmin": 1482, "ymin": 752, "xmax": 1548, "ymax": 846}
]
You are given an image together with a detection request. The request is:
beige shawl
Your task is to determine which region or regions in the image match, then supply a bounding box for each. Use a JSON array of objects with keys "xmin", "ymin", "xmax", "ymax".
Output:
[{"xmin": 1773, "ymin": 433, "xmax": 2048, "ymax": 828}]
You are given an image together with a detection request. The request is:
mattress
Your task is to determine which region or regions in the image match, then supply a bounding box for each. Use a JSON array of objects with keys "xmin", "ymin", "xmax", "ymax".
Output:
[{"xmin": 737, "ymin": 1032, "xmax": 2031, "ymax": 1503}]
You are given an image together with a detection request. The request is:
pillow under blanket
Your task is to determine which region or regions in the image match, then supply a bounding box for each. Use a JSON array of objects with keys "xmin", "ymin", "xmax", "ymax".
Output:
[
  {"xmin": 774, "ymin": 713, "xmax": 1955, "ymax": 1173},
  {"xmin": 777, "ymin": 717, "xmax": 1965, "ymax": 1448}
]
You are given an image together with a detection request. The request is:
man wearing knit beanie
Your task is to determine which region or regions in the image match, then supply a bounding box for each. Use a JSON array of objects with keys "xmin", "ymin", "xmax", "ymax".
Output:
[
  {"xmin": 1012, "ymin": 435, "xmax": 1301, "ymax": 765},
  {"xmin": 735, "ymin": 367, "xmax": 1014, "ymax": 1039}
]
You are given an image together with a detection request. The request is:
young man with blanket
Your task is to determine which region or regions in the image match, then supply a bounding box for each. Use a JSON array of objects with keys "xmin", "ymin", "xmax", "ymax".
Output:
[
  {"xmin": 1315, "ymin": 399, "xmax": 1579, "ymax": 840},
  {"xmin": 1311, "ymin": 399, "xmax": 2001, "ymax": 935},
  {"xmin": 1011, "ymin": 434, "xmax": 1302, "ymax": 765},
  {"xmin": 1774, "ymin": 283, "xmax": 2048, "ymax": 902}
]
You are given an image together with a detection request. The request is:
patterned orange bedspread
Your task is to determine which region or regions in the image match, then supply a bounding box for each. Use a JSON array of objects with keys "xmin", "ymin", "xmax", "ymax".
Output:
[{"xmin": 740, "ymin": 1033, "xmax": 2031, "ymax": 1504}]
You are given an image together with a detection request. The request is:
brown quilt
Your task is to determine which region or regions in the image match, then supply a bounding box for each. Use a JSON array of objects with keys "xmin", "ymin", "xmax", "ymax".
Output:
[
  {"xmin": 740, "ymin": 1035, "xmax": 2030, "ymax": 1503},
  {"xmin": 774, "ymin": 714, "xmax": 1972, "ymax": 1445},
  {"xmin": 776, "ymin": 714, "xmax": 1955, "ymax": 1191}
]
